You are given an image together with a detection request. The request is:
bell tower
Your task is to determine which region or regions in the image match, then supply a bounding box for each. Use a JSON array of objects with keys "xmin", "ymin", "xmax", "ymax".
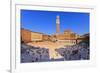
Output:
[{"xmin": 56, "ymin": 15, "xmax": 60, "ymax": 34}]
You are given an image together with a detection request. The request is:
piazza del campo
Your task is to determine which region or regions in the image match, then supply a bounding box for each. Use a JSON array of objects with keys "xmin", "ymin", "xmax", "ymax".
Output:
[{"xmin": 21, "ymin": 15, "xmax": 89, "ymax": 63}]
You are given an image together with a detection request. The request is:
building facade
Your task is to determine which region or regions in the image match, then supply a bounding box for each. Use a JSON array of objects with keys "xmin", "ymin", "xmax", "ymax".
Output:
[{"xmin": 21, "ymin": 29, "xmax": 44, "ymax": 43}]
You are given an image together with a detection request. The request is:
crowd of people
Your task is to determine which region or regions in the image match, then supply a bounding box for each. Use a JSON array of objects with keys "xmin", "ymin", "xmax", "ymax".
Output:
[
  {"xmin": 21, "ymin": 43, "xmax": 49, "ymax": 63},
  {"xmin": 21, "ymin": 41, "xmax": 89, "ymax": 63},
  {"xmin": 55, "ymin": 42, "xmax": 89, "ymax": 60}
]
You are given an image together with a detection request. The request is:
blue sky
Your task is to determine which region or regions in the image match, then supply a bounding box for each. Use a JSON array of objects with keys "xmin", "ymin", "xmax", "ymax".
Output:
[{"xmin": 21, "ymin": 9, "xmax": 89, "ymax": 35}]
